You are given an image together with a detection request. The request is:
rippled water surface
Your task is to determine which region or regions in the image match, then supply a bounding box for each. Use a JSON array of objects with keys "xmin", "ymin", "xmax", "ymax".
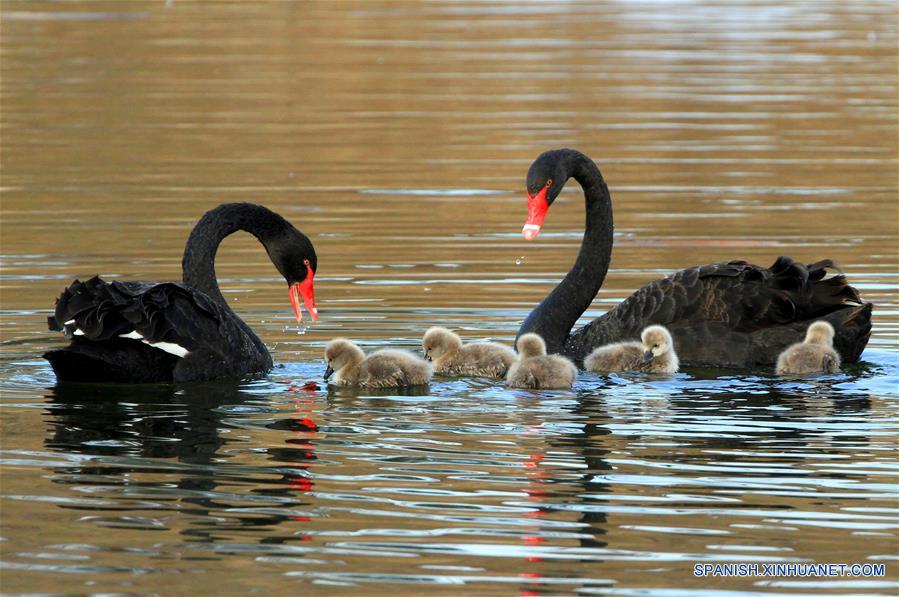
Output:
[{"xmin": 1, "ymin": 1, "xmax": 897, "ymax": 594}]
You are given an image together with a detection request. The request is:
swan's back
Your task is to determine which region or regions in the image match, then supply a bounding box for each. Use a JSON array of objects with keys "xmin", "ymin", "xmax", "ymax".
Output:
[
  {"xmin": 44, "ymin": 277, "xmax": 270, "ymax": 382},
  {"xmin": 567, "ymin": 257, "xmax": 871, "ymax": 368}
]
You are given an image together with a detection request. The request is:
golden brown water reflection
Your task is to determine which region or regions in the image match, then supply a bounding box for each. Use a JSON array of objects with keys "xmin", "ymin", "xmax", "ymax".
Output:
[{"xmin": 1, "ymin": 1, "xmax": 897, "ymax": 594}]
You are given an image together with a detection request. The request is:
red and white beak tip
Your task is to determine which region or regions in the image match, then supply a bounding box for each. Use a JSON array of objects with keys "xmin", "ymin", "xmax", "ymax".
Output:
[
  {"xmin": 523, "ymin": 187, "xmax": 549, "ymax": 241},
  {"xmin": 522, "ymin": 224, "xmax": 541, "ymax": 240},
  {"xmin": 289, "ymin": 282, "xmax": 317, "ymax": 323}
]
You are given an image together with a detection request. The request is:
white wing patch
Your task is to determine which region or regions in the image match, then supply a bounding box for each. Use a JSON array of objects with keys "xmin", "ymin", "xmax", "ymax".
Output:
[
  {"xmin": 117, "ymin": 330, "xmax": 189, "ymax": 358},
  {"xmin": 147, "ymin": 341, "xmax": 189, "ymax": 358}
]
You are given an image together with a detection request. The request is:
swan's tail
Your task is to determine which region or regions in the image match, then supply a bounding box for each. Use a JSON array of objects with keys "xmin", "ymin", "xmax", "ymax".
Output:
[
  {"xmin": 48, "ymin": 276, "xmax": 156, "ymax": 340},
  {"xmin": 748, "ymin": 301, "xmax": 872, "ymax": 366},
  {"xmin": 767, "ymin": 256, "xmax": 866, "ymax": 318},
  {"xmin": 799, "ymin": 258, "xmax": 863, "ymax": 306},
  {"xmin": 764, "ymin": 256, "xmax": 871, "ymax": 362}
]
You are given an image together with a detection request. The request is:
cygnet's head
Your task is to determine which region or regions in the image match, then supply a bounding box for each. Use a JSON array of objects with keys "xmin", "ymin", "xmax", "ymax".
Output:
[
  {"xmin": 641, "ymin": 325, "xmax": 674, "ymax": 362},
  {"xmin": 422, "ymin": 327, "xmax": 462, "ymax": 361},
  {"xmin": 516, "ymin": 333, "xmax": 547, "ymax": 358},
  {"xmin": 324, "ymin": 338, "xmax": 365, "ymax": 380},
  {"xmin": 804, "ymin": 321, "xmax": 835, "ymax": 346}
]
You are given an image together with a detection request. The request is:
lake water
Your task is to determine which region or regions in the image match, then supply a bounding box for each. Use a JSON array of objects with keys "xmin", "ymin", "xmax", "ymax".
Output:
[{"xmin": 1, "ymin": 1, "xmax": 897, "ymax": 594}]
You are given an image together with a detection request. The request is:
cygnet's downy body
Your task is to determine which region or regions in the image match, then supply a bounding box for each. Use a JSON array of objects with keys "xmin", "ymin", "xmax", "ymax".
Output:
[
  {"xmin": 422, "ymin": 327, "xmax": 516, "ymax": 378},
  {"xmin": 506, "ymin": 333, "xmax": 577, "ymax": 389},
  {"xmin": 776, "ymin": 321, "xmax": 841, "ymax": 375},
  {"xmin": 584, "ymin": 325, "xmax": 679, "ymax": 374},
  {"xmin": 324, "ymin": 338, "xmax": 432, "ymax": 388}
]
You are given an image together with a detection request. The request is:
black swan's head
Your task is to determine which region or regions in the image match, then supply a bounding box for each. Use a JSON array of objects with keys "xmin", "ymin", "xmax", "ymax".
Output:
[
  {"xmin": 183, "ymin": 202, "xmax": 321, "ymax": 322},
  {"xmin": 264, "ymin": 223, "xmax": 318, "ymax": 323},
  {"xmin": 523, "ymin": 149, "xmax": 571, "ymax": 240}
]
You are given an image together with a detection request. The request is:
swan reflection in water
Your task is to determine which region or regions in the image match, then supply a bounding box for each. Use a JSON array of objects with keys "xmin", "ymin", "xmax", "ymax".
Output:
[
  {"xmin": 42, "ymin": 375, "xmax": 873, "ymax": 553},
  {"xmin": 525, "ymin": 379, "xmax": 873, "ymax": 552},
  {"xmin": 45, "ymin": 381, "xmax": 322, "ymax": 543}
]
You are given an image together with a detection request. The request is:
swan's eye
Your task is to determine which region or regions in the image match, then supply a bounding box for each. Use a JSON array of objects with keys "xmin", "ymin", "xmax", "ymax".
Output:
[
  {"xmin": 545, "ymin": 179, "xmax": 553, "ymax": 188},
  {"xmin": 303, "ymin": 259, "xmax": 311, "ymax": 267}
]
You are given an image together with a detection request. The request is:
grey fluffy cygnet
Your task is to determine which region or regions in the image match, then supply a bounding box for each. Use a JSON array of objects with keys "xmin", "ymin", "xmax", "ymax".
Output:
[
  {"xmin": 324, "ymin": 338, "xmax": 432, "ymax": 388},
  {"xmin": 505, "ymin": 333, "xmax": 577, "ymax": 389},
  {"xmin": 422, "ymin": 327, "xmax": 516, "ymax": 378},
  {"xmin": 584, "ymin": 325, "xmax": 679, "ymax": 374},
  {"xmin": 776, "ymin": 321, "xmax": 841, "ymax": 375}
]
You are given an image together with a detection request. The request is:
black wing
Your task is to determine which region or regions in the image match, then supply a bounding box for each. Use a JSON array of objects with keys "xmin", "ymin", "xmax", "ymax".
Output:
[
  {"xmin": 567, "ymin": 257, "xmax": 870, "ymax": 367},
  {"xmin": 49, "ymin": 275, "xmax": 223, "ymax": 354},
  {"xmin": 46, "ymin": 276, "xmax": 274, "ymax": 382}
]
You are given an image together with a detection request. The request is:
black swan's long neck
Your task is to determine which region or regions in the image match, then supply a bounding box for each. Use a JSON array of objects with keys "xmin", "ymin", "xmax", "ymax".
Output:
[
  {"xmin": 519, "ymin": 153, "xmax": 614, "ymax": 354},
  {"xmin": 181, "ymin": 203, "xmax": 284, "ymax": 306}
]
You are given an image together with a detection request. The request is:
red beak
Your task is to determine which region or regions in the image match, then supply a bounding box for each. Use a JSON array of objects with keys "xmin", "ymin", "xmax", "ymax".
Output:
[
  {"xmin": 523, "ymin": 186, "xmax": 549, "ymax": 240},
  {"xmin": 289, "ymin": 264, "xmax": 318, "ymax": 323}
]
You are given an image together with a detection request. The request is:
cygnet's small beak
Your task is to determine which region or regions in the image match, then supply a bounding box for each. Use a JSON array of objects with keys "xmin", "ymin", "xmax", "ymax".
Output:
[
  {"xmin": 323, "ymin": 365, "xmax": 334, "ymax": 381},
  {"xmin": 425, "ymin": 354, "xmax": 432, "ymax": 362},
  {"xmin": 642, "ymin": 350, "xmax": 654, "ymax": 363}
]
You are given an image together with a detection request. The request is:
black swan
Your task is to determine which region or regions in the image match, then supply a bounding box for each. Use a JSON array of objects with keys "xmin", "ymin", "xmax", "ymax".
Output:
[
  {"xmin": 44, "ymin": 203, "xmax": 318, "ymax": 383},
  {"xmin": 517, "ymin": 149, "xmax": 872, "ymax": 368}
]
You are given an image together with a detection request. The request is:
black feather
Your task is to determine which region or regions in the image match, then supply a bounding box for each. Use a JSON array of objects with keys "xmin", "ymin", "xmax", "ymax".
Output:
[{"xmin": 566, "ymin": 256, "xmax": 872, "ymax": 367}]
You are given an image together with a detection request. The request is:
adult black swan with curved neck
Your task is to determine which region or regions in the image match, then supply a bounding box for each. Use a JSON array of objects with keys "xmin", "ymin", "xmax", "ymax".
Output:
[
  {"xmin": 518, "ymin": 149, "xmax": 872, "ymax": 368},
  {"xmin": 44, "ymin": 203, "xmax": 318, "ymax": 383}
]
